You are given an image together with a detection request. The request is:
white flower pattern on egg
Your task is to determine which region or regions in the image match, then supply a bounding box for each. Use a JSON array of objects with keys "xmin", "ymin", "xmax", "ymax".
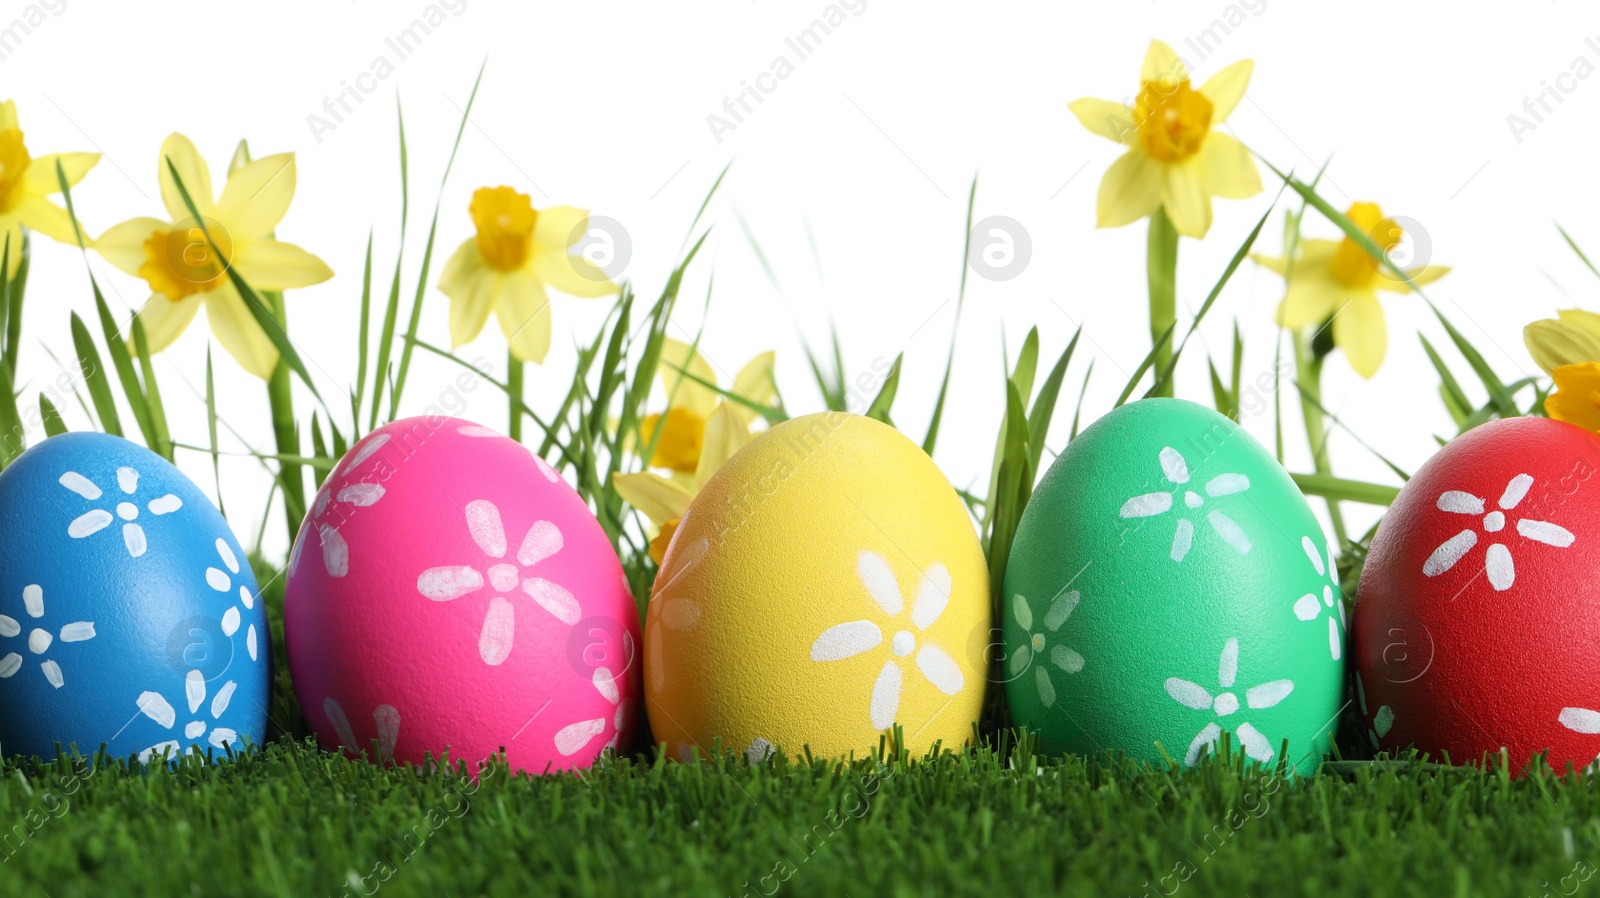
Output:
[
  {"xmin": 1354, "ymin": 672, "xmax": 1395, "ymax": 752},
  {"xmin": 416, "ymin": 499, "xmax": 576, "ymax": 666},
  {"xmin": 1117, "ymin": 447, "xmax": 1252, "ymax": 563},
  {"xmin": 1422, "ymin": 474, "xmax": 1574, "ymax": 592},
  {"xmin": 808, "ymin": 551, "xmax": 965, "ymax": 731},
  {"xmin": 0, "ymin": 585, "xmax": 96, "ymax": 688},
  {"xmin": 292, "ymin": 434, "xmax": 393, "ymax": 579},
  {"xmin": 204, "ymin": 538, "xmax": 260, "ymax": 662},
  {"xmin": 58, "ymin": 467, "xmax": 183, "ymax": 558},
  {"xmin": 323, "ymin": 697, "xmax": 402, "ymax": 763},
  {"xmin": 1291, "ymin": 536, "xmax": 1345, "ymax": 661},
  {"xmin": 135, "ymin": 671, "xmax": 241, "ymax": 764},
  {"xmin": 1164, "ymin": 638, "xmax": 1294, "ymax": 766},
  {"xmin": 1009, "ymin": 590, "xmax": 1084, "ymax": 708},
  {"xmin": 553, "ymin": 650, "xmax": 635, "ymax": 758}
]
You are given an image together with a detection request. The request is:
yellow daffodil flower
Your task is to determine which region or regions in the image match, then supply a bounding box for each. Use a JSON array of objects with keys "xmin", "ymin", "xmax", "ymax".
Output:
[
  {"xmin": 1545, "ymin": 362, "xmax": 1600, "ymax": 431},
  {"xmin": 1253, "ymin": 202, "xmax": 1449, "ymax": 379},
  {"xmin": 0, "ymin": 100, "xmax": 99, "ymax": 276},
  {"xmin": 613, "ymin": 339, "xmax": 777, "ymax": 563},
  {"xmin": 94, "ymin": 134, "xmax": 332, "ymax": 379},
  {"xmin": 1525, "ymin": 309, "xmax": 1600, "ymax": 374},
  {"xmin": 1068, "ymin": 40, "xmax": 1261, "ymax": 239},
  {"xmin": 437, "ymin": 186, "xmax": 618, "ymax": 363}
]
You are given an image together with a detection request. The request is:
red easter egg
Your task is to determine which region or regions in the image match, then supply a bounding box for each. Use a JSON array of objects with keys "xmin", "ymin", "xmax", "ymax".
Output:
[{"xmin": 1354, "ymin": 416, "xmax": 1600, "ymax": 773}]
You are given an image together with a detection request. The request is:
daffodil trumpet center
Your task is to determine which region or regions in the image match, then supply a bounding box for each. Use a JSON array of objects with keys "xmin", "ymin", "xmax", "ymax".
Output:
[
  {"xmin": 1331, "ymin": 202, "xmax": 1402, "ymax": 289},
  {"xmin": 470, "ymin": 186, "xmax": 538, "ymax": 272},
  {"xmin": 138, "ymin": 219, "xmax": 235, "ymax": 301},
  {"xmin": 641, "ymin": 408, "xmax": 706, "ymax": 474},
  {"xmin": 1134, "ymin": 78, "xmax": 1212, "ymax": 163},
  {"xmin": 0, "ymin": 128, "xmax": 32, "ymax": 213}
]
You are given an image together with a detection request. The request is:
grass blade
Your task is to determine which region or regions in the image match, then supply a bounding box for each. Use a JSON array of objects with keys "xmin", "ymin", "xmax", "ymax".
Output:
[
  {"xmin": 69, "ymin": 313, "xmax": 120, "ymax": 437},
  {"xmin": 865, "ymin": 354, "xmax": 902, "ymax": 425},
  {"xmin": 39, "ymin": 394, "xmax": 65, "ymax": 437}
]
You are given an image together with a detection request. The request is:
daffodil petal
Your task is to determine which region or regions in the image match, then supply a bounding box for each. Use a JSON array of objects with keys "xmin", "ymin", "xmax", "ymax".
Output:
[
  {"xmin": 532, "ymin": 249, "xmax": 618, "ymax": 299},
  {"xmin": 444, "ymin": 260, "xmax": 499, "ymax": 351},
  {"xmin": 1199, "ymin": 59, "xmax": 1253, "ymax": 123},
  {"xmin": 495, "ymin": 270, "xmax": 553, "ymax": 364},
  {"xmin": 1160, "ymin": 159, "xmax": 1212, "ymax": 239},
  {"xmin": 95, "ymin": 217, "xmax": 167, "ymax": 276},
  {"xmin": 1096, "ymin": 150, "xmax": 1162, "ymax": 229},
  {"xmin": 204, "ymin": 283, "xmax": 278, "ymax": 379},
  {"xmin": 659, "ymin": 338, "xmax": 720, "ymax": 418},
  {"xmin": 1375, "ymin": 264, "xmax": 1450, "ymax": 293},
  {"xmin": 1141, "ymin": 40, "xmax": 1187, "ymax": 83},
  {"xmin": 612, "ymin": 472, "xmax": 694, "ymax": 526},
  {"xmin": 1277, "ymin": 277, "xmax": 1345, "ymax": 329},
  {"xmin": 231, "ymin": 239, "xmax": 333, "ymax": 291},
  {"xmin": 1526, "ymin": 319, "xmax": 1600, "ymax": 374},
  {"xmin": 1067, "ymin": 98, "xmax": 1136, "ymax": 145},
  {"xmin": 1559, "ymin": 308, "xmax": 1600, "ymax": 341},
  {"xmin": 13, "ymin": 195, "xmax": 86, "ymax": 245},
  {"xmin": 1199, "ymin": 133, "xmax": 1260, "ymax": 200},
  {"xmin": 131, "ymin": 293, "xmax": 203, "ymax": 356},
  {"xmin": 0, "ymin": 100, "xmax": 16, "ymax": 132},
  {"xmin": 216, "ymin": 154, "xmax": 296, "ymax": 241},
  {"xmin": 532, "ymin": 205, "xmax": 590, "ymax": 251},
  {"xmin": 158, "ymin": 133, "xmax": 215, "ymax": 222},
  {"xmin": 696, "ymin": 402, "xmax": 752, "ymax": 488},
  {"xmin": 24, "ymin": 153, "xmax": 99, "ymax": 194},
  {"xmin": 1252, "ymin": 253, "xmax": 1289, "ymax": 276},
  {"xmin": 731, "ymin": 351, "xmax": 777, "ymax": 421},
  {"xmin": 437, "ymin": 238, "xmax": 479, "ymax": 297},
  {"xmin": 1332, "ymin": 293, "xmax": 1387, "ymax": 379}
]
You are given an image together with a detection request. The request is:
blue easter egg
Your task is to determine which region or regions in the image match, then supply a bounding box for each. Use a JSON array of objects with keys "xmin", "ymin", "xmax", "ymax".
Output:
[{"xmin": 0, "ymin": 433, "xmax": 268, "ymax": 763}]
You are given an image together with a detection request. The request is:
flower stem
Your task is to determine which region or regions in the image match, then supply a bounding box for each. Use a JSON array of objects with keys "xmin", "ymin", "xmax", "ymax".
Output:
[
  {"xmin": 1147, "ymin": 208, "xmax": 1178, "ymax": 398},
  {"xmin": 265, "ymin": 290, "xmax": 305, "ymax": 546},
  {"xmin": 1293, "ymin": 330, "xmax": 1347, "ymax": 546},
  {"xmin": 507, "ymin": 349, "xmax": 524, "ymax": 442}
]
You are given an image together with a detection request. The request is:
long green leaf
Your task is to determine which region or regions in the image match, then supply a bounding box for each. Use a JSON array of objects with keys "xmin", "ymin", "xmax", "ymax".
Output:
[
  {"xmin": 69, "ymin": 313, "xmax": 120, "ymax": 437},
  {"xmin": 0, "ymin": 359, "xmax": 22, "ymax": 466},
  {"xmin": 1026, "ymin": 327, "xmax": 1080, "ymax": 472},
  {"xmin": 923, "ymin": 175, "xmax": 977, "ymax": 457},
  {"xmin": 39, "ymin": 394, "xmax": 65, "ymax": 437},
  {"xmin": 865, "ymin": 354, "xmax": 902, "ymax": 425},
  {"xmin": 1291, "ymin": 473, "xmax": 1400, "ymax": 506}
]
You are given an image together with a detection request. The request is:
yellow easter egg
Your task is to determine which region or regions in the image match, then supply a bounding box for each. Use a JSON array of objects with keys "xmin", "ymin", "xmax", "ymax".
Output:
[{"xmin": 644, "ymin": 412, "xmax": 988, "ymax": 761}]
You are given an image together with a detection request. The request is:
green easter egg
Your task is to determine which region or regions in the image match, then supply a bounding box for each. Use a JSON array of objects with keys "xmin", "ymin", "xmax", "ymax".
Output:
[{"xmin": 1002, "ymin": 398, "xmax": 1344, "ymax": 774}]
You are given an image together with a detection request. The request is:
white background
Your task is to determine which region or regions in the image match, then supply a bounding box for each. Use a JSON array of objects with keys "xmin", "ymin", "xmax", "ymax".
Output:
[{"xmin": 5, "ymin": 0, "xmax": 1597, "ymax": 559}]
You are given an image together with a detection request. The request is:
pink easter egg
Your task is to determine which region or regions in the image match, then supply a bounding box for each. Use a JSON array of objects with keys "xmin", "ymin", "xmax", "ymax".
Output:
[{"xmin": 284, "ymin": 416, "xmax": 640, "ymax": 774}]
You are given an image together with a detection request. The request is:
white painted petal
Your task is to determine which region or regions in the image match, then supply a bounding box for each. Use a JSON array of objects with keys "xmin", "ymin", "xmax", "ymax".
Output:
[
  {"xmin": 186, "ymin": 670, "xmax": 206, "ymax": 713},
  {"xmin": 139, "ymin": 741, "xmax": 182, "ymax": 764},
  {"xmin": 123, "ymin": 523, "xmax": 148, "ymax": 557},
  {"xmin": 0, "ymin": 615, "xmax": 16, "ymax": 637},
  {"xmin": 857, "ymin": 551, "xmax": 904, "ymax": 616},
  {"xmin": 187, "ymin": 721, "xmax": 206, "ymax": 739},
  {"xmin": 209, "ymin": 728, "xmax": 239, "ymax": 750},
  {"xmin": 1205, "ymin": 473, "xmax": 1249, "ymax": 497},
  {"xmin": 0, "ymin": 653, "xmax": 20, "ymax": 678},
  {"xmin": 336, "ymin": 483, "xmax": 386, "ymax": 507},
  {"xmin": 1328, "ymin": 617, "xmax": 1342, "ymax": 661},
  {"xmin": 1485, "ymin": 543, "xmax": 1515, "ymax": 591},
  {"xmin": 1423, "ymin": 530, "xmax": 1478, "ymax": 576},
  {"xmin": 456, "ymin": 425, "xmax": 501, "ymax": 438},
  {"xmin": 554, "ymin": 719, "xmax": 606, "ymax": 756},
  {"xmin": 1561, "ymin": 707, "xmax": 1600, "ymax": 734},
  {"xmin": 1170, "ymin": 518, "xmax": 1194, "ymax": 562},
  {"xmin": 1185, "ymin": 722, "xmax": 1222, "ymax": 767},
  {"xmin": 117, "ymin": 466, "xmax": 139, "ymax": 494},
  {"xmin": 347, "ymin": 433, "xmax": 391, "ymax": 469},
  {"xmin": 417, "ymin": 566, "xmax": 484, "ymax": 601},
  {"xmin": 1436, "ymin": 491, "xmax": 1485, "ymax": 514},
  {"xmin": 324, "ymin": 697, "xmax": 359, "ymax": 753},
  {"xmin": 1246, "ymin": 679, "xmax": 1294, "ymax": 709},
  {"xmin": 1165, "ymin": 678, "xmax": 1213, "ymax": 711},
  {"xmin": 1051, "ymin": 645, "xmax": 1084, "ymax": 673},
  {"xmin": 1044, "ymin": 590, "xmax": 1079, "ymax": 632},
  {"xmin": 319, "ymin": 525, "xmax": 350, "ymax": 577},
  {"xmin": 240, "ymin": 586, "xmax": 255, "ymax": 610},
  {"xmin": 465, "ymin": 500, "xmax": 507, "ymax": 558},
  {"xmin": 1159, "ymin": 446, "xmax": 1189, "ymax": 484},
  {"xmin": 206, "ymin": 568, "xmax": 231, "ymax": 592},
  {"xmin": 58, "ymin": 471, "xmax": 101, "ymax": 499},
  {"xmin": 374, "ymin": 705, "xmax": 401, "ymax": 761},
  {"xmin": 1208, "ymin": 511, "xmax": 1251, "ymax": 555},
  {"xmin": 533, "ymin": 455, "xmax": 561, "ymax": 483},
  {"xmin": 479, "ymin": 596, "xmax": 516, "ymax": 666},
  {"xmin": 811, "ymin": 620, "xmax": 882, "ymax": 662},
  {"xmin": 1235, "ymin": 722, "xmax": 1275, "ymax": 762},
  {"xmin": 523, "ymin": 578, "xmax": 580, "ymax": 625},
  {"xmin": 139, "ymin": 692, "xmax": 176, "ymax": 728},
  {"xmin": 1500, "ymin": 474, "xmax": 1534, "ymax": 510},
  {"xmin": 213, "ymin": 539, "xmax": 240, "ymax": 575},
  {"xmin": 57, "ymin": 621, "xmax": 94, "ymax": 643},
  {"xmin": 1120, "ymin": 492, "xmax": 1172, "ymax": 519},
  {"xmin": 1035, "ymin": 665, "xmax": 1056, "ymax": 708},
  {"xmin": 516, "ymin": 520, "xmax": 563, "ymax": 568},
  {"xmin": 1301, "ymin": 536, "xmax": 1326, "ymax": 576},
  {"xmin": 870, "ymin": 662, "xmax": 902, "ymax": 730},
  {"xmin": 911, "ymin": 564, "xmax": 952, "ymax": 630},
  {"xmin": 221, "ymin": 607, "xmax": 240, "ymax": 637},
  {"xmin": 41, "ymin": 660, "xmax": 62, "ymax": 688},
  {"xmin": 915, "ymin": 644, "xmax": 964, "ymax": 695},
  {"xmin": 1374, "ymin": 705, "xmax": 1395, "ymax": 738},
  {"xmin": 22, "ymin": 584, "xmax": 42, "ymax": 618},
  {"xmin": 1008, "ymin": 643, "xmax": 1033, "ymax": 678},
  {"xmin": 68, "ymin": 509, "xmax": 113, "ymax": 538},
  {"xmin": 28, "ymin": 629, "xmax": 50, "ymax": 654},
  {"xmin": 1519, "ymin": 519, "xmax": 1575, "ymax": 548},
  {"xmin": 1293, "ymin": 594, "xmax": 1321, "ymax": 621},
  {"xmin": 211, "ymin": 680, "xmax": 237, "ymax": 717},
  {"xmin": 593, "ymin": 667, "xmax": 620, "ymax": 704},
  {"xmin": 148, "ymin": 495, "xmax": 183, "ymax": 515},
  {"xmin": 1219, "ymin": 640, "xmax": 1241, "ymax": 689},
  {"xmin": 1011, "ymin": 594, "xmax": 1033, "ymax": 630},
  {"xmin": 247, "ymin": 626, "xmax": 258, "ymax": 661}
]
